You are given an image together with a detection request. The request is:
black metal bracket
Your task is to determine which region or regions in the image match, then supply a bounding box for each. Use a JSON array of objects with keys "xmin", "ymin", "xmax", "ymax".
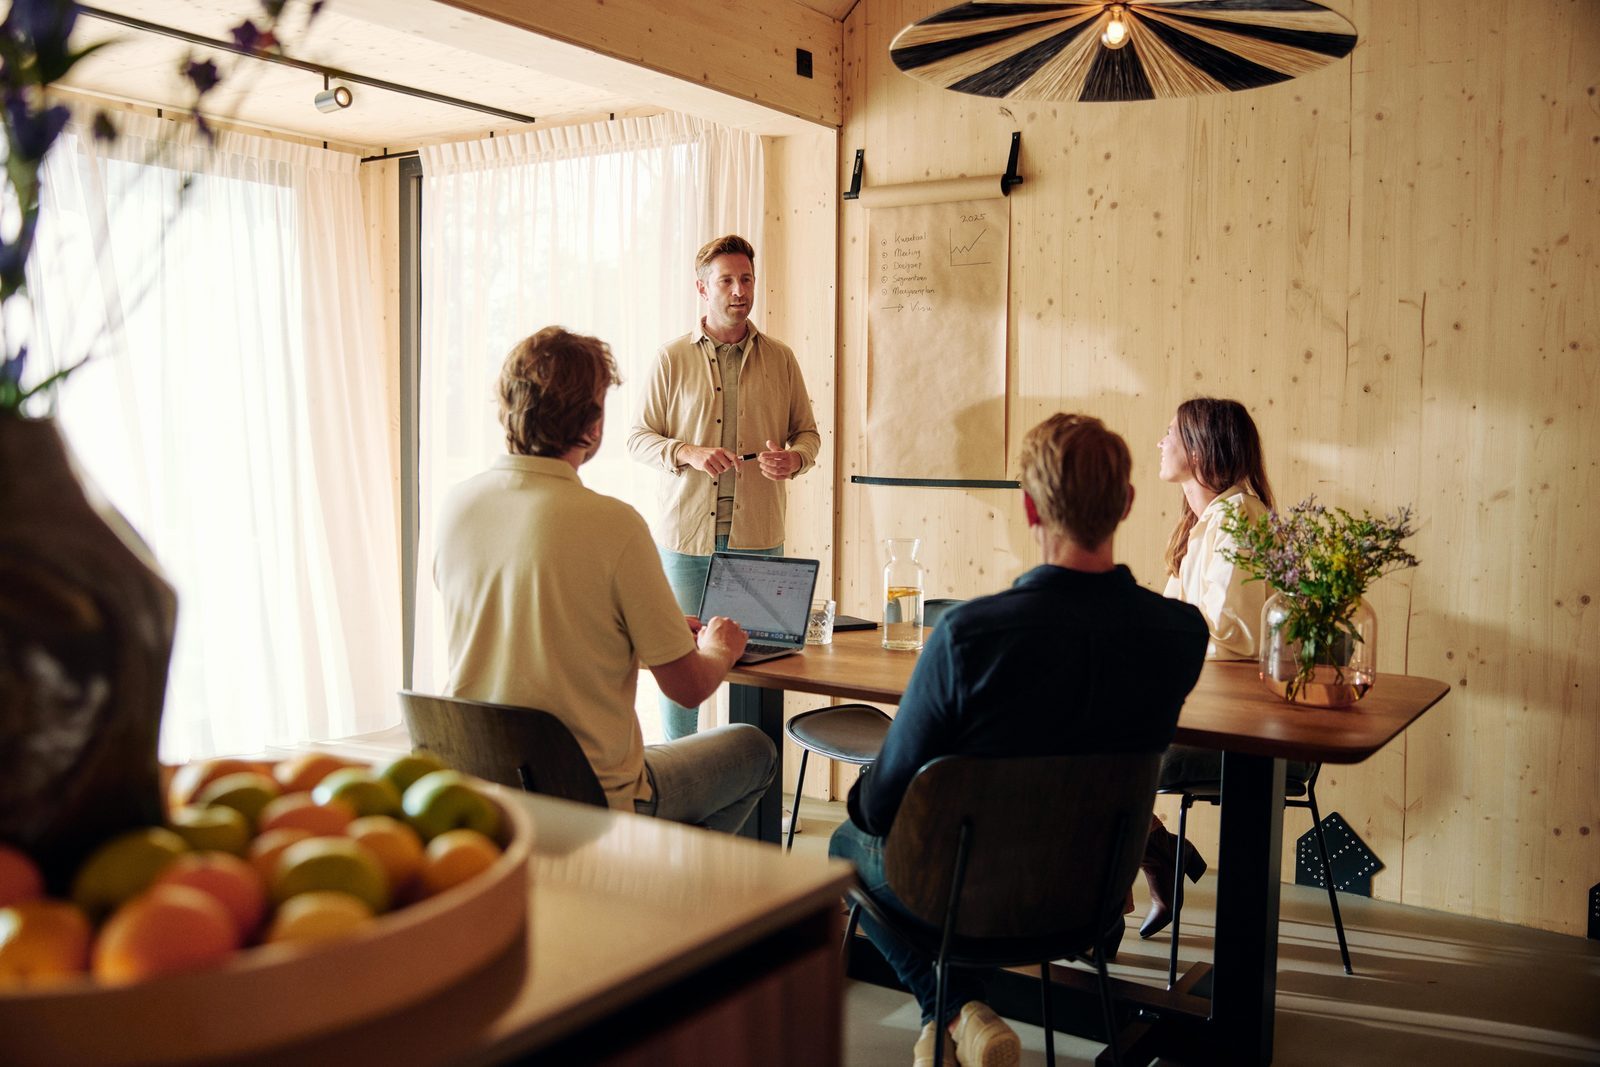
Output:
[
  {"xmin": 843, "ymin": 132, "xmax": 1024, "ymax": 200},
  {"xmin": 1295, "ymin": 811, "xmax": 1381, "ymax": 896},
  {"xmin": 1002, "ymin": 130, "xmax": 1023, "ymax": 195},
  {"xmin": 843, "ymin": 148, "xmax": 865, "ymax": 200}
]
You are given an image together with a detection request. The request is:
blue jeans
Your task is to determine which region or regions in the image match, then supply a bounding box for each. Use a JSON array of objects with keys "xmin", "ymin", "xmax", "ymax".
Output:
[
  {"xmin": 829, "ymin": 820, "xmax": 989, "ymax": 1026},
  {"xmin": 636, "ymin": 723, "xmax": 776, "ymax": 834},
  {"xmin": 657, "ymin": 535, "xmax": 782, "ymax": 740}
]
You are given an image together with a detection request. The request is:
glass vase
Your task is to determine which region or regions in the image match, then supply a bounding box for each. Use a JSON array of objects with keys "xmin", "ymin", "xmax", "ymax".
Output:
[
  {"xmin": 1258, "ymin": 591, "xmax": 1376, "ymax": 708},
  {"xmin": 882, "ymin": 538, "xmax": 925, "ymax": 651}
]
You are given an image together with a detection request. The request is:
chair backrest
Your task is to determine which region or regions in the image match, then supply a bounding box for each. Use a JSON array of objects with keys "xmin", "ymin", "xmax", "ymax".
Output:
[
  {"xmin": 883, "ymin": 751, "xmax": 1162, "ymax": 943},
  {"xmin": 924, "ymin": 597, "xmax": 964, "ymax": 630},
  {"xmin": 399, "ymin": 690, "xmax": 608, "ymax": 809}
]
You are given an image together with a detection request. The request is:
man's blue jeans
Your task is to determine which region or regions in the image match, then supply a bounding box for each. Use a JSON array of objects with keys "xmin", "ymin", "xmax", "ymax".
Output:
[
  {"xmin": 829, "ymin": 819, "xmax": 989, "ymax": 1026},
  {"xmin": 657, "ymin": 535, "xmax": 781, "ymax": 740}
]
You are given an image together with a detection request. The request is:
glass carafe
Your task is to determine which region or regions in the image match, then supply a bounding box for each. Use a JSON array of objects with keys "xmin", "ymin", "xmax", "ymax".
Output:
[{"xmin": 882, "ymin": 538, "xmax": 926, "ymax": 651}]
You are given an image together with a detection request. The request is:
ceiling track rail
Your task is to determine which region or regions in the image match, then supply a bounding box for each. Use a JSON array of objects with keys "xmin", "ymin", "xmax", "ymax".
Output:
[{"xmin": 78, "ymin": 5, "xmax": 538, "ymax": 125}]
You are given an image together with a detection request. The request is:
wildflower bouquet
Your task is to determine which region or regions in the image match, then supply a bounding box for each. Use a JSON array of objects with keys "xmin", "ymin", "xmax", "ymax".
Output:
[{"xmin": 1220, "ymin": 497, "xmax": 1419, "ymax": 701}]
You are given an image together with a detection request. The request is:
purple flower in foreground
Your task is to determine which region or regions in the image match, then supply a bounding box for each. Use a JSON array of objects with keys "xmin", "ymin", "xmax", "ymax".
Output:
[{"xmin": 182, "ymin": 58, "xmax": 221, "ymax": 95}]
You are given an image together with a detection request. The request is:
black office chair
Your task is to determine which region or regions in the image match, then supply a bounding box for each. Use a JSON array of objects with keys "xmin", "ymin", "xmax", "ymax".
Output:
[
  {"xmin": 782, "ymin": 598, "xmax": 963, "ymax": 851},
  {"xmin": 844, "ymin": 752, "xmax": 1161, "ymax": 1067},
  {"xmin": 1160, "ymin": 762, "xmax": 1352, "ymax": 987},
  {"xmin": 399, "ymin": 690, "xmax": 608, "ymax": 809}
]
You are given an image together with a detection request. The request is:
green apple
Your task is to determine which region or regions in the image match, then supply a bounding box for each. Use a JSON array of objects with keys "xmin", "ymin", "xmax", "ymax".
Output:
[
  {"xmin": 168, "ymin": 804, "xmax": 252, "ymax": 855},
  {"xmin": 312, "ymin": 768, "xmax": 403, "ymax": 819},
  {"xmin": 376, "ymin": 752, "xmax": 448, "ymax": 796},
  {"xmin": 195, "ymin": 771, "xmax": 282, "ymax": 828},
  {"xmin": 271, "ymin": 837, "xmax": 390, "ymax": 914},
  {"xmin": 402, "ymin": 771, "xmax": 502, "ymax": 842},
  {"xmin": 71, "ymin": 826, "xmax": 189, "ymax": 920}
]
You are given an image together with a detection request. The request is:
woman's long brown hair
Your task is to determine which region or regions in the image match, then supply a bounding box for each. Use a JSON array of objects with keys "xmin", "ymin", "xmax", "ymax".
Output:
[{"xmin": 1163, "ymin": 397, "xmax": 1275, "ymax": 578}]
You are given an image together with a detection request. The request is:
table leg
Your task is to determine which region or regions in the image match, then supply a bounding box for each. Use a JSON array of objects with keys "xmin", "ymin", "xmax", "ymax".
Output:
[
  {"xmin": 1210, "ymin": 751, "xmax": 1286, "ymax": 1065},
  {"xmin": 728, "ymin": 683, "xmax": 784, "ymax": 844}
]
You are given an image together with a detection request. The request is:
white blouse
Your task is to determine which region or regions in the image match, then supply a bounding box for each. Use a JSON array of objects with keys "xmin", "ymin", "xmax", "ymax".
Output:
[{"xmin": 1162, "ymin": 486, "xmax": 1268, "ymax": 660}]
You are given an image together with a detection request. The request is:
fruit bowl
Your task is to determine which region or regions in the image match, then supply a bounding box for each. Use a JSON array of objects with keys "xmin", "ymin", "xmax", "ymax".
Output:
[{"xmin": 0, "ymin": 779, "xmax": 532, "ymax": 1066}]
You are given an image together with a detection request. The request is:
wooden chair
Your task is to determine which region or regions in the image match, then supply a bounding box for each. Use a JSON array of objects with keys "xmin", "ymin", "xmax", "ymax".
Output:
[
  {"xmin": 782, "ymin": 597, "xmax": 963, "ymax": 851},
  {"xmin": 1159, "ymin": 762, "xmax": 1352, "ymax": 987},
  {"xmin": 844, "ymin": 751, "xmax": 1162, "ymax": 1067},
  {"xmin": 398, "ymin": 690, "xmax": 607, "ymax": 809}
]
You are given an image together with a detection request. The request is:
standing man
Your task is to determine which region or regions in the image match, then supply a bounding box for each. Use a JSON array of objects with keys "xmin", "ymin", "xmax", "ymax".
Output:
[
  {"xmin": 830, "ymin": 414, "xmax": 1209, "ymax": 1066},
  {"xmin": 628, "ymin": 234, "xmax": 821, "ymax": 740},
  {"xmin": 434, "ymin": 326, "xmax": 776, "ymax": 834}
]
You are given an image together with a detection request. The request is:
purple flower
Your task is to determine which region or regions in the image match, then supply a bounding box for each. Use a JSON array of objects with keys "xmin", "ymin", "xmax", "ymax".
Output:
[
  {"xmin": 4, "ymin": 98, "xmax": 70, "ymax": 161},
  {"xmin": 183, "ymin": 58, "xmax": 221, "ymax": 95}
]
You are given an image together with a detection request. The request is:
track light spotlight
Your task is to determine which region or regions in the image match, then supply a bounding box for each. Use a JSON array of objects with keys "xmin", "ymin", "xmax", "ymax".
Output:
[{"xmin": 314, "ymin": 78, "xmax": 352, "ymax": 113}]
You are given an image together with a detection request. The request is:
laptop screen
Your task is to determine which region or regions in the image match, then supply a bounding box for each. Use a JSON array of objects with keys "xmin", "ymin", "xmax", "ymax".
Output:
[{"xmin": 698, "ymin": 553, "xmax": 820, "ymax": 645}]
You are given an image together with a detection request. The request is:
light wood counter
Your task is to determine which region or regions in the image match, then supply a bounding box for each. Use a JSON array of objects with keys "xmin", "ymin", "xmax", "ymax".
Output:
[{"xmin": 225, "ymin": 793, "xmax": 854, "ymax": 1066}]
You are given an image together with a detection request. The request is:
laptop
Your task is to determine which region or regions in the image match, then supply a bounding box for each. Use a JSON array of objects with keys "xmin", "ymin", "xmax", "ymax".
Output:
[{"xmin": 697, "ymin": 552, "xmax": 821, "ymax": 664}]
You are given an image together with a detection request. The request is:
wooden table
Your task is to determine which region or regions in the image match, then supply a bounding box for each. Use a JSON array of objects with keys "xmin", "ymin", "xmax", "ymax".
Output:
[
  {"xmin": 223, "ymin": 792, "xmax": 855, "ymax": 1066},
  {"xmin": 727, "ymin": 629, "xmax": 1450, "ymax": 1066}
]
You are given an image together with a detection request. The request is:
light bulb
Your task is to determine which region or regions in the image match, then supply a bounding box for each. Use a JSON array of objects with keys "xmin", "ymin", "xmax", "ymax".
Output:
[{"xmin": 1101, "ymin": 4, "xmax": 1130, "ymax": 50}]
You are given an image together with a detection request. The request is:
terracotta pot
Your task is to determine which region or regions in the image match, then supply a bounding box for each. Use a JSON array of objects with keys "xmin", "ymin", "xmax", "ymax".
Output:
[{"xmin": 0, "ymin": 415, "xmax": 176, "ymax": 891}]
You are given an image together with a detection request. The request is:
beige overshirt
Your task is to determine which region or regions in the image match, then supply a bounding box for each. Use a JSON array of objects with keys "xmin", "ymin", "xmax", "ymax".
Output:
[
  {"xmin": 1163, "ymin": 485, "xmax": 1269, "ymax": 660},
  {"xmin": 626, "ymin": 321, "xmax": 820, "ymax": 554},
  {"xmin": 433, "ymin": 456, "xmax": 695, "ymax": 809}
]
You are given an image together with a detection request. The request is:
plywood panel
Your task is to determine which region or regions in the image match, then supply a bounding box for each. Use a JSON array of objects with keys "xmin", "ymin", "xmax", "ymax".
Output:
[
  {"xmin": 762, "ymin": 129, "xmax": 845, "ymax": 800},
  {"xmin": 442, "ymin": 0, "xmax": 843, "ymax": 130},
  {"xmin": 838, "ymin": 0, "xmax": 1599, "ymax": 934}
]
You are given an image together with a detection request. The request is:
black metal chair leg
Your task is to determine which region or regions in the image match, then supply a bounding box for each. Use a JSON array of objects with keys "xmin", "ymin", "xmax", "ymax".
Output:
[
  {"xmin": 786, "ymin": 749, "xmax": 809, "ymax": 852},
  {"xmin": 932, "ymin": 961, "xmax": 949, "ymax": 1067},
  {"xmin": 841, "ymin": 900, "xmax": 861, "ymax": 965},
  {"xmin": 1167, "ymin": 795, "xmax": 1191, "ymax": 988},
  {"xmin": 1307, "ymin": 783, "xmax": 1354, "ymax": 974},
  {"xmin": 1092, "ymin": 938, "xmax": 1123, "ymax": 1067},
  {"xmin": 1040, "ymin": 960, "xmax": 1056, "ymax": 1067}
]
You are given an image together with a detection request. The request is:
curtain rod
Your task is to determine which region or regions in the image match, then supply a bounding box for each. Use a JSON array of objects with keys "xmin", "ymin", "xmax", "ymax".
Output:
[{"xmin": 78, "ymin": 6, "xmax": 538, "ymax": 126}]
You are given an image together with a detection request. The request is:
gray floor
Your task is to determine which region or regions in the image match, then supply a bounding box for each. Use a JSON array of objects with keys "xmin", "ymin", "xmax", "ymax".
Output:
[{"xmin": 786, "ymin": 797, "xmax": 1600, "ymax": 1067}]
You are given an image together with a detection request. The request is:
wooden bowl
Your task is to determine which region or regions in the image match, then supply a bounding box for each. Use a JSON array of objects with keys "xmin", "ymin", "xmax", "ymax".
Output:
[{"xmin": 0, "ymin": 781, "xmax": 531, "ymax": 1066}]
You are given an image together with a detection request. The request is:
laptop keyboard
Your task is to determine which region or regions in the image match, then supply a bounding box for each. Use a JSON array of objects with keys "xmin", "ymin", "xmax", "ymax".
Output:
[{"xmin": 745, "ymin": 643, "xmax": 792, "ymax": 658}]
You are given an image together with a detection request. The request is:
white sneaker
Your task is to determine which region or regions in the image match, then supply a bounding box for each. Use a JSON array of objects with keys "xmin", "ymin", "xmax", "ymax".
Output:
[
  {"xmin": 950, "ymin": 1002, "xmax": 1020, "ymax": 1067},
  {"xmin": 781, "ymin": 808, "xmax": 803, "ymax": 835}
]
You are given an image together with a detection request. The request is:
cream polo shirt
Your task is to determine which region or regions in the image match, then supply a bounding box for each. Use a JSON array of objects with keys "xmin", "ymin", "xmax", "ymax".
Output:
[
  {"xmin": 433, "ymin": 455, "xmax": 695, "ymax": 809},
  {"xmin": 1163, "ymin": 485, "xmax": 1269, "ymax": 660},
  {"xmin": 626, "ymin": 321, "xmax": 821, "ymax": 555}
]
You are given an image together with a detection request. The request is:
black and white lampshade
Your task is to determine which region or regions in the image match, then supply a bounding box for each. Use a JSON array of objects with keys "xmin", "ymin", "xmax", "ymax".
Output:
[{"xmin": 889, "ymin": 0, "xmax": 1359, "ymax": 103}]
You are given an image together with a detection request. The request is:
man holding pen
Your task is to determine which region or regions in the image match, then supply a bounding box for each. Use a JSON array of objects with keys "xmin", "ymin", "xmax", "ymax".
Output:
[{"xmin": 627, "ymin": 234, "xmax": 820, "ymax": 740}]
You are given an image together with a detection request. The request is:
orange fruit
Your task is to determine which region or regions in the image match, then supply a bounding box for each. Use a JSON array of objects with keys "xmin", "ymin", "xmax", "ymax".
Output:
[
  {"xmin": 258, "ymin": 792, "xmax": 355, "ymax": 836},
  {"xmin": 92, "ymin": 885, "xmax": 237, "ymax": 984},
  {"xmin": 264, "ymin": 891, "xmax": 374, "ymax": 944},
  {"xmin": 345, "ymin": 816, "xmax": 424, "ymax": 898},
  {"xmin": 0, "ymin": 844, "xmax": 45, "ymax": 908},
  {"xmin": 416, "ymin": 829, "xmax": 501, "ymax": 899},
  {"xmin": 0, "ymin": 900, "xmax": 92, "ymax": 988},
  {"xmin": 272, "ymin": 753, "xmax": 355, "ymax": 794},
  {"xmin": 248, "ymin": 827, "xmax": 315, "ymax": 884},
  {"xmin": 152, "ymin": 852, "xmax": 266, "ymax": 943}
]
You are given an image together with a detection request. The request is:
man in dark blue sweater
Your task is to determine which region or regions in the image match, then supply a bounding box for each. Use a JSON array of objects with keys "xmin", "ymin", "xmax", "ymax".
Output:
[{"xmin": 831, "ymin": 413, "xmax": 1209, "ymax": 1067}]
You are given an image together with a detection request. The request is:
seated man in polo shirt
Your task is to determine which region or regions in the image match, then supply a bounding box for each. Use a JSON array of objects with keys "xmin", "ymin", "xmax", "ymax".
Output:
[
  {"xmin": 831, "ymin": 413, "xmax": 1209, "ymax": 1066},
  {"xmin": 433, "ymin": 326, "xmax": 776, "ymax": 834}
]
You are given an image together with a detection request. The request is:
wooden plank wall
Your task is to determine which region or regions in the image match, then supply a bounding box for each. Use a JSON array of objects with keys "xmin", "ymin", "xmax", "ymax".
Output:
[
  {"xmin": 836, "ymin": 0, "xmax": 1599, "ymax": 935},
  {"xmin": 759, "ymin": 129, "xmax": 844, "ymax": 800}
]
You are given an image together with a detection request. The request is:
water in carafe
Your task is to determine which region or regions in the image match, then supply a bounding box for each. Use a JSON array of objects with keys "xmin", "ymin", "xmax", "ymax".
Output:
[{"xmin": 882, "ymin": 538, "xmax": 925, "ymax": 651}]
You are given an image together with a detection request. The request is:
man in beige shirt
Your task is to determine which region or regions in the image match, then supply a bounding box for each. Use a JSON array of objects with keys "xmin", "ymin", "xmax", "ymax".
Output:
[
  {"xmin": 627, "ymin": 234, "xmax": 820, "ymax": 740},
  {"xmin": 434, "ymin": 326, "xmax": 775, "ymax": 833}
]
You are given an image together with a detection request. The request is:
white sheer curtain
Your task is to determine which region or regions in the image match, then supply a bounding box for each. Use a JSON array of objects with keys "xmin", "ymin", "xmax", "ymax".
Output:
[
  {"xmin": 26, "ymin": 111, "xmax": 401, "ymax": 762},
  {"xmin": 412, "ymin": 112, "xmax": 763, "ymax": 697}
]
